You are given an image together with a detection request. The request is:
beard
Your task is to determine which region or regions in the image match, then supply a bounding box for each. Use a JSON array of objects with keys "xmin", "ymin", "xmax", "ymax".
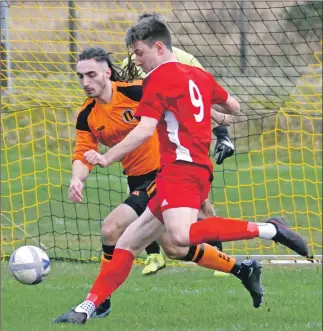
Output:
[{"xmin": 85, "ymin": 80, "xmax": 107, "ymax": 98}]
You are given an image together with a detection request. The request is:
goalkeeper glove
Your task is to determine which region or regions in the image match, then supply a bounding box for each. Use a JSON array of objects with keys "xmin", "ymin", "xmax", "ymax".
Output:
[{"xmin": 212, "ymin": 126, "xmax": 235, "ymax": 165}]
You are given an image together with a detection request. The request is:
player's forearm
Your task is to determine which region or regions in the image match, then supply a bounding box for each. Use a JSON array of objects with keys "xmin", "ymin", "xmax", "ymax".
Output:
[
  {"xmin": 211, "ymin": 108, "xmax": 225, "ymax": 124},
  {"xmin": 103, "ymin": 126, "xmax": 153, "ymax": 165},
  {"xmin": 71, "ymin": 160, "xmax": 90, "ymax": 182},
  {"xmin": 213, "ymin": 95, "xmax": 240, "ymax": 115}
]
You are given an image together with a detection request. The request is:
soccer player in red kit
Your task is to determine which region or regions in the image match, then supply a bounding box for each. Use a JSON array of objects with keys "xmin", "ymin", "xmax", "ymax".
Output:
[{"xmin": 53, "ymin": 15, "xmax": 309, "ymax": 324}]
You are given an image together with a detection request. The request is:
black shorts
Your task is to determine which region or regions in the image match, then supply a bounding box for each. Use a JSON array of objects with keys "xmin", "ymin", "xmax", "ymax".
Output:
[{"xmin": 123, "ymin": 170, "xmax": 158, "ymax": 216}]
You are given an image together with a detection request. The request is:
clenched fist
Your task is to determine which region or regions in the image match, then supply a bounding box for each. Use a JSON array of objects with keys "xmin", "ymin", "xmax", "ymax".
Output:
[{"xmin": 84, "ymin": 150, "xmax": 109, "ymax": 168}]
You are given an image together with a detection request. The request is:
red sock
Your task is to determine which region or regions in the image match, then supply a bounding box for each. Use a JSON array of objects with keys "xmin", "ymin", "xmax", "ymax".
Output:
[
  {"xmin": 189, "ymin": 216, "xmax": 259, "ymax": 246},
  {"xmin": 86, "ymin": 248, "xmax": 134, "ymax": 307}
]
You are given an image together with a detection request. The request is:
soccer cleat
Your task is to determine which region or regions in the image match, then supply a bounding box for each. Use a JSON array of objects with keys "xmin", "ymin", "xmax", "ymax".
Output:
[
  {"xmin": 52, "ymin": 309, "xmax": 87, "ymax": 324},
  {"xmin": 266, "ymin": 217, "xmax": 309, "ymax": 257},
  {"xmin": 212, "ymin": 127, "xmax": 234, "ymax": 165},
  {"xmin": 142, "ymin": 253, "xmax": 166, "ymax": 275},
  {"xmin": 91, "ymin": 297, "xmax": 111, "ymax": 318},
  {"xmin": 238, "ymin": 260, "xmax": 264, "ymax": 308}
]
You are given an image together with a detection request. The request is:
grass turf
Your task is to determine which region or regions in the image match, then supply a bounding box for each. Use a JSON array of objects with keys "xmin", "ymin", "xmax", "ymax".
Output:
[{"xmin": 1, "ymin": 261, "xmax": 322, "ymax": 331}]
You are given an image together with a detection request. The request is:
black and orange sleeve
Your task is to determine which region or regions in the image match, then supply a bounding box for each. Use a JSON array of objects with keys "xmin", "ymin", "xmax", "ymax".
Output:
[
  {"xmin": 72, "ymin": 99, "xmax": 98, "ymax": 171},
  {"xmin": 73, "ymin": 130, "xmax": 98, "ymax": 171},
  {"xmin": 116, "ymin": 80, "xmax": 143, "ymax": 102}
]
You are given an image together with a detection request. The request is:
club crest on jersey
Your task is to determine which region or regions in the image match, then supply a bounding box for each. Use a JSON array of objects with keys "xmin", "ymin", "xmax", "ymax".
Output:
[{"xmin": 122, "ymin": 109, "xmax": 135, "ymax": 123}]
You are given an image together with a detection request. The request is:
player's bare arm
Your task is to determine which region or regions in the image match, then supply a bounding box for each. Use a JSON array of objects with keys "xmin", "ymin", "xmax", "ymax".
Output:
[
  {"xmin": 84, "ymin": 116, "xmax": 158, "ymax": 168},
  {"xmin": 71, "ymin": 110, "xmax": 98, "ymax": 202},
  {"xmin": 212, "ymin": 95, "xmax": 240, "ymax": 115},
  {"xmin": 69, "ymin": 160, "xmax": 90, "ymax": 203},
  {"xmin": 211, "ymin": 108, "xmax": 234, "ymax": 126}
]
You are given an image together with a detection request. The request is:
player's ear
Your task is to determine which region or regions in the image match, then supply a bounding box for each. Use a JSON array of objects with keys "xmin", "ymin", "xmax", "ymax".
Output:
[
  {"xmin": 154, "ymin": 41, "xmax": 164, "ymax": 55},
  {"xmin": 105, "ymin": 67, "xmax": 112, "ymax": 79}
]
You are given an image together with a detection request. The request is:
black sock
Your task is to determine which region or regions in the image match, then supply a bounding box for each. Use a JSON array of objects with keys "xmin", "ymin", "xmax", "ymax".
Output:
[
  {"xmin": 230, "ymin": 262, "xmax": 248, "ymax": 280},
  {"xmin": 145, "ymin": 241, "xmax": 160, "ymax": 255},
  {"xmin": 178, "ymin": 245, "xmax": 205, "ymax": 263},
  {"xmin": 102, "ymin": 244, "xmax": 115, "ymax": 261}
]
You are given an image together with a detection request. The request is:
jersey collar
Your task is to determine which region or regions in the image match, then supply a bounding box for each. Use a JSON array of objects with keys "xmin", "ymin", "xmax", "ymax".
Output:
[{"xmin": 145, "ymin": 60, "xmax": 179, "ymax": 77}]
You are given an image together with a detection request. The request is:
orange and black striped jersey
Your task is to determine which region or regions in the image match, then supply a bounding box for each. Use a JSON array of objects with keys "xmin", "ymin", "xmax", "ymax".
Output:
[{"xmin": 73, "ymin": 80, "xmax": 160, "ymax": 176}]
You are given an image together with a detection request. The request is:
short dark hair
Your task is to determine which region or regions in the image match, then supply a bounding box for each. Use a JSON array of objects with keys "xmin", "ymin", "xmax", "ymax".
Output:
[
  {"xmin": 77, "ymin": 47, "xmax": 141, "ymax": 82},
  {"xmin": 78, "ymin": 47, "xmax": 110, "ymax": 64},
  {"xmin": 137, "ymin": 12, "xmax": 166, "ymax": 24},
  {"xmin": 125, "ymin": 17, "xmax": 172, "ymax": 51}
]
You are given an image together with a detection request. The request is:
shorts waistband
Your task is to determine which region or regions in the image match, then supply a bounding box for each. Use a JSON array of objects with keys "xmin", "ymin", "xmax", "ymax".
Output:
[{"xmin": 127, "ymin": 169, "xmax": 159, "ymax": 191}]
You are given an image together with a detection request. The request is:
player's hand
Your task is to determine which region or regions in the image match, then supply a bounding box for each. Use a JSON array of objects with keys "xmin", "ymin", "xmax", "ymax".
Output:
[
  {"xmin": 69, "ymin": 177, "xmax": 84, "ymax": 203},
  {"xmin": 212, "ymin": 126, "xmax": 235, "ymax": 165},
  {"xmin": 84, "ymin": 150, "xmax": 109, "ymax": 168},
  {"xmin": 219, "ymin": 114, "xmax": 234, "ymax": 126}
]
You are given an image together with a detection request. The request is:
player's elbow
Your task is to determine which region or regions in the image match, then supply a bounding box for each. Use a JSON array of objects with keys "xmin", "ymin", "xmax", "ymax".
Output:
[
  {"xmin": 231, "ymin": 101, "xmax": 240, "ymax": 115},
  {"xmin": 223, "ymin": 96, "xmax": 240, "ymax": 115}
]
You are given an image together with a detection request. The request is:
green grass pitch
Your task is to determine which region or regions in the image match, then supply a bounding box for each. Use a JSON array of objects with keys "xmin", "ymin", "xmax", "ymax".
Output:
[{"xmin": 2, "ymin": 262, "xmax": 322, "ymax": 331}]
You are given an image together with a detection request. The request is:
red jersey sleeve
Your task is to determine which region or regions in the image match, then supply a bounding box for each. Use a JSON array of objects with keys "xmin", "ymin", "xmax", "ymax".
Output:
[
  {"xmin": 209, "ymin": 73, "xmax": 229, "ymax": 104},
  {"xmin": 135, "ymin": 75, "xmax": 165, "ymax": 121}
]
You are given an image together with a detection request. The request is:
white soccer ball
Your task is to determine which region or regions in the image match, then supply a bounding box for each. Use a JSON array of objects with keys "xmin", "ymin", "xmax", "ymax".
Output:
[{"xmin": 9, "ymin": 245, "xmax": 51, "ymax": 285}]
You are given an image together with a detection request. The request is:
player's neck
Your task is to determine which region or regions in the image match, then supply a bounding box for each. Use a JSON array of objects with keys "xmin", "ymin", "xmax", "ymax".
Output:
[
  {"xmin": 95, "ymin": 85, "xmax": 113, "ymax": 104},
  {"xmin": 149, "ymin": 53, "xmax": 177, "ymax": 74},
  {"xmin": 161, "ymin": 52, "xmax": 176, "ymax": 64}
]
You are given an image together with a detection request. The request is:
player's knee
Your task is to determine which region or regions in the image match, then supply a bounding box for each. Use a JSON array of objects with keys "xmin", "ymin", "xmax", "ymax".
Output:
[{"xmin": 101, "ymin": 219, "xmax": 124, "ymax": 243}]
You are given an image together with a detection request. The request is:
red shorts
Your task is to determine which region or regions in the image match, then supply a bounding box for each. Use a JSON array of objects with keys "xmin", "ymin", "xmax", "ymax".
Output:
[{"xmin": 148, "ymin": 162, "xmax": 212, "ymax": 221}]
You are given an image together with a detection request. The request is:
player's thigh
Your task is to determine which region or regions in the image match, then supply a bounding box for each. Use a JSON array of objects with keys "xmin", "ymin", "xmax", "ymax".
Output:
[
  {"xmin": 123, "ymin": 181, "xmax": 151, "ymax": 217},
  {"xmin": 162, "ymin": 207, "xmax": 199, "ymax": 247},
  {"xmin": 102, "ymin": 203, "xmax": 138, "ymax": 235},
  {"xmin": 102, "ymin": 181, "xmax": 151, "ymax": 234},
  {"xmin": 116, "ymin": 208, "xmax": 166, "ymax": 256}
]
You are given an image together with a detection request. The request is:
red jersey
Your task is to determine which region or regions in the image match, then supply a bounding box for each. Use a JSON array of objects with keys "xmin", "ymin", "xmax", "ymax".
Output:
[{"xmin": 135, "ymin": 61, "xmax": 228, "ymax": 173}]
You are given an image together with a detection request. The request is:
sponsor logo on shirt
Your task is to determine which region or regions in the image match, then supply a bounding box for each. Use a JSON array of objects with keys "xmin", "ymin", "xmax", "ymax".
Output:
[{"xmin": 122, "ymin": 109, "xmax": 135, "ymax": 123}]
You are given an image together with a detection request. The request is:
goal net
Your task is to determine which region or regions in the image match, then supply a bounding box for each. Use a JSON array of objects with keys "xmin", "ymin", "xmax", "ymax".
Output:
[{"xmin": 1, "ymin": 1, "xmax": 322, "ymax": 262}]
